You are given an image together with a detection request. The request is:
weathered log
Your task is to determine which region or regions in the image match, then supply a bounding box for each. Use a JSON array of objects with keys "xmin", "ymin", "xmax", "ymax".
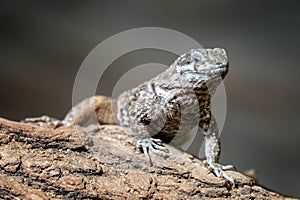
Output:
[{"xmin": 0, "ymin": 117, "xmax": 294, "ymax": 199}]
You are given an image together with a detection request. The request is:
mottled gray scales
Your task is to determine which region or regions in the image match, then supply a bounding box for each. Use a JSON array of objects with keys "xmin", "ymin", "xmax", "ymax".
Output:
[{"xmin": 24, "ymin": 48, "xmax": 235, "ymax": 184}]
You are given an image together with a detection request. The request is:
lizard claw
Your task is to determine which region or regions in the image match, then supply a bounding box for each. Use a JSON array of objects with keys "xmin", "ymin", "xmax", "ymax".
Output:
[
  {"xmin": 205, "ymin": 161, "xmax": 235, "ymax": 185},
  {"xmin": 137, "ymin": 138, "xmax": 169, "ymax": 166}
]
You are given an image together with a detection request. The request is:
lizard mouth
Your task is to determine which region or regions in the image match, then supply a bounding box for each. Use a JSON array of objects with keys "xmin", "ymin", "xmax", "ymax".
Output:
[
  {"xmin": 200, "ymin": 62, "xmax": 229, "ymax": 79},
  {"xmin": 215, "ymin": 62, "xmax": 229, "ymax": 79}
]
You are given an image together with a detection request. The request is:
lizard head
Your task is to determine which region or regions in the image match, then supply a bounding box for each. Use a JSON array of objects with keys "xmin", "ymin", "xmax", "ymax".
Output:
[{"xmin": 176, "ymin": 48, "xmax": 229, "ymax": 80}]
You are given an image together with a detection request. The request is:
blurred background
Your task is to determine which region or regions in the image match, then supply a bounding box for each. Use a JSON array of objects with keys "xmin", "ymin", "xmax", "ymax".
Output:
[{"xmin": 1, "ymin": 1, "xmax": 299, "ymax": 197}]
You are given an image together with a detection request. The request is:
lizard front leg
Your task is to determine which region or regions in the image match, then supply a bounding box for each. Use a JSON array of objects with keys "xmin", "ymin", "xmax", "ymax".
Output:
[
  {"xmin": 200, "ymin": 112, "xmax": 235, "ymax": 184},
  {"xmin": 128, "ymin": 98, "xmax": 169, "ymax": 165}
]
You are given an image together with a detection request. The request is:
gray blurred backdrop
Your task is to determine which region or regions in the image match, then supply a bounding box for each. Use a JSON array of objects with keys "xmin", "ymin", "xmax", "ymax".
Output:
[{"xmin": 1, "ymin": 1, "xmax": 299, "ymax": 197}]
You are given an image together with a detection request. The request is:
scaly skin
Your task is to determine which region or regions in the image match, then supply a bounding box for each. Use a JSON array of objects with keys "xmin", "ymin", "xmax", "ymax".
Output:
[{"xmin": 24, "ymin": 48, "xmax": 235, "ymax": 184}]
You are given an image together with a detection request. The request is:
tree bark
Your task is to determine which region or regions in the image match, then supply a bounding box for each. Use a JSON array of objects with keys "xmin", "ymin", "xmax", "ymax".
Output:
[{"xmin": 0, "ymin": 117, "xmax": 294, "ymax": 199}]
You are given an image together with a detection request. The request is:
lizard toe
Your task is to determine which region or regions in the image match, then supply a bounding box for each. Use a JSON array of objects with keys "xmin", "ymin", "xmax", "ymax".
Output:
[
  {"xmin": 137, "ymin": 138, "xmax": 169, "ymax": 165},
  {"xmin": 205, "ymin": 161, "xmax": 235, "ymax": 185}
]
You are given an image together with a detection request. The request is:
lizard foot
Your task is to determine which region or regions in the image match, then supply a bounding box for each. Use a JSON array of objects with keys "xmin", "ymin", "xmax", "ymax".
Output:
[
  {"xmin": 137, "ymin": 138, "xmax": 169, "ymax": 166},
  {"xmin": 205, "ymin": 161, "xmax": 235, "ymax": 185},
  {"xmin": 22, "ymin": 115, "xmax": 63, "ymax": 128}
]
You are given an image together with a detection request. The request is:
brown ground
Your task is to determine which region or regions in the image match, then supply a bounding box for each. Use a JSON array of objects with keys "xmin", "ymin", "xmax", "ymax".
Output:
[{"xmin": 0, "ymin": 117, "xmax": 295, "ymax": 199}]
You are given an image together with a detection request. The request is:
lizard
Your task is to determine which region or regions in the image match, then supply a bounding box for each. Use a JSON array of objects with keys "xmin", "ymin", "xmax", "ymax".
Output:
[{"xmin": 24, "ymin": 47, "xmax": 235, "ymax": 184}]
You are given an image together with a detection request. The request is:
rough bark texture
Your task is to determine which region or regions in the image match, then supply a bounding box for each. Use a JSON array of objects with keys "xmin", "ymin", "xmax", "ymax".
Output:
[{"xmin": 0, "ymin": 117, "xmax": 294, "ymax": 199}]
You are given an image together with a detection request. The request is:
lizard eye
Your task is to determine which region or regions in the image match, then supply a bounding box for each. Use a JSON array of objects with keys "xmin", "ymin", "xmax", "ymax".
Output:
[
  {"xmin": 191, "ymin": 51, "xmax": 202, "ymax": 63},
  {"xmin": 191, "ymin": 51, "xmax": 207, "ymax": 64}
]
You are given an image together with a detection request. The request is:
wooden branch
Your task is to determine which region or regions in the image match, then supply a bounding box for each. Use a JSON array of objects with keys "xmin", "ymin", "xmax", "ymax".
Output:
[{"xmin": 0, "ymin": 117, "xmax": 294, "ymax": 199}]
